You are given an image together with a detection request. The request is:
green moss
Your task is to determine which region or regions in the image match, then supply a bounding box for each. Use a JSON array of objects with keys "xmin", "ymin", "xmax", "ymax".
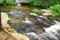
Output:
[{"xmin": 32, "ymin": 9, "xmax": 44, "ymax": 15}]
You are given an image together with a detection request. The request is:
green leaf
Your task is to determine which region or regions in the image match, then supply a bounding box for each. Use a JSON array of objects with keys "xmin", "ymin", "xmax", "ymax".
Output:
[
  {"xmin": 0, "ymin": 0, "xmax": 3, "ymax": 4},
  {"xmin": 5, "ymin": 0, "xmax": 15, "ymax": 5},
  {"xmin": 50, "ymin": 4, "xmax": 60, "ymax": 21}
]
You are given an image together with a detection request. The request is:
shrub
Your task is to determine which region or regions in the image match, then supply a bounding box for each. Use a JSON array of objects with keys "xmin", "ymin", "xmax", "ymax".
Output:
[
  {"xmin": 0, "ymin": 0, "xmax": 3, "ymax": 4},
  {"xmin": 29, "ymin": 0, "xmax": 60, "ymax": 8},
  {"xmin": 5, "ymin": 0, "xmax": 15, "ymax": 5},
  {"xmin": 50, "ymin": 5, "xmax": 60, "ymax": 21},
  {"xmin": 0, "ymin": 0, "xmax": 15, "ymax": 5},
  {"xmin": 50, "ymin": 5, "xmax": 60, "ymax": 17},
  {"xmin": 29, "ymin": 0, "xmax": 43, "ymax": 6}
]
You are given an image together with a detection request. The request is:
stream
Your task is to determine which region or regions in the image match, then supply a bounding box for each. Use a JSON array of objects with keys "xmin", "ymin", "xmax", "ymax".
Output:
[{"xmin": 1, "ymin": 5, "xmax": 60, "ymax": 40}]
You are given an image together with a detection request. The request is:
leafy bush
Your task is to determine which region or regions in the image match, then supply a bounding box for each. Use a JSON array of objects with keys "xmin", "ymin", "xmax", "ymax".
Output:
[
  {"xmin": 29, "ymin": 0, "xmax": 60, "ymax": 8},
  {"xmin": 32, "ymin": 9, "xmax": 44, "ymax": 15},
  {"xmin": 50, "ymin": 5, "xmax": 60, "ymax": 21},
  {"xmin": 50, "ymin": 5, "xmax": 60, "ymax": 17},
  {"xmin": 5, "ymin": 0, "xmax": 15, "ymax": 5},
  {"xmin": 42, "ymin": 0, "xmax": 55, "ymax": 7},
  {"xmin": 0, "ymin": 0, "xmax": 3, "ymax": 4},
  {"xmin": 0, "ymin": 0, "xmax": 15, "ymax": 5},
  {"xmin": 29, "ymin": 0, "xmax": 43, "ymax": 6}
]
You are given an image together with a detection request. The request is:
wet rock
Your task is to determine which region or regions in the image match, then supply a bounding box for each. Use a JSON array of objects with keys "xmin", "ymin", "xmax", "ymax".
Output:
[
  {"xmin": 26, "ymin": 32, "xmax": 37, "ymax": 38},
  {"xmin": 26, "ymin": 32, "xmax": 39, "ymax": 40},
  {"xmin": 37, "ymin": 16, "xmax": 56, "ymax": 27},
  {"xmin": 13, "ymin": 13, "xmax": 56, "ymax": 34},
  {"xmin": 30, "ymin": 13, "xmax": 55, "ymax": 27},
  {"xmin": 29, "ymin": 13, "xmax": 55, "ymax": 27}
]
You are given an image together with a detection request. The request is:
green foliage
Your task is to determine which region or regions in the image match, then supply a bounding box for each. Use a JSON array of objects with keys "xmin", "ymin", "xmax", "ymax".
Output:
[
  {"xmin": 0, "ymin": 0, "xmax": 15, "ymax": 5},
  {"xmin": 29, "ymin": 0, "xmax": 43, "ymax": 6},
  {"xmin": 5, "ymin": 0, "xmax": 15, "ymax": 5},
  {"xmin": 50, "ymin": 5, "xmax": 60, "ymax": 17},
  {"xmin": 42, "ymin": 0, "xmax": 58, "ymax": 7},
  {"xmin": 29, "ymin": 0, "xmax": 60, "ymax": 7},
  {"xmin": 0, "ymin": 0, "xmax": 3, "ymax": 4},
  {"xmin": 50, "ymin": 5, "xmax": 60, "ymax": 21},
  {"xmin": 32, "ymin": 9, "xmax": 44, "ymax": 15}
]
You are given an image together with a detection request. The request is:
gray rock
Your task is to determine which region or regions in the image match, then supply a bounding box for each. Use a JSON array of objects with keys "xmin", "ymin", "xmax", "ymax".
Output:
[
  {"xmin": 26, "ymin": 32, "xmax": 39, "ymax": 40},
  {"xmin": 34, "ymin": 16, "xmax": 55, "ymax": 28}
]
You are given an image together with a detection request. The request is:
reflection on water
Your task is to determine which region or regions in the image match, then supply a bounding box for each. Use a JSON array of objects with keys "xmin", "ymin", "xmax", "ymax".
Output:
[{"xmin": 2, "ymin": 5, "xmax": 38, "ymax": 11}]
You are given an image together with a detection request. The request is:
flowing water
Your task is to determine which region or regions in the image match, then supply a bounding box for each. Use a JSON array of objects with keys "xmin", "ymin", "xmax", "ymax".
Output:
[
  {"xmin": 37, "ymin": 21, "xmax": 60, "ymax": 40},
  {"xmin": 1, "ymin": 10, "xmax": 60, "ymax": 40},
  {"xmin": 1, "ymin": 5, "xmax": 60, "ymax": 40}
]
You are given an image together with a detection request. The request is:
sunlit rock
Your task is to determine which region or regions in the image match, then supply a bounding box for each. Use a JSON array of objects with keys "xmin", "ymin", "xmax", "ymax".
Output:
[
  {"xmin": 1, "ymin": 12, "xmax": 10, "ymax": 27},
  {"xmin": 15, "ymin": 0, "xmax": 29, "ymax": 4},
  {"xmin": 41, "ymin": 9, "xmax": 52, "ymax": 16},
  {"xmin": 22, "ymin": 17, "xmax": 33, "ymax": 24},
  {"xmin": 29, "ymin": 13, "xmax": 38, "ymax": 17}
]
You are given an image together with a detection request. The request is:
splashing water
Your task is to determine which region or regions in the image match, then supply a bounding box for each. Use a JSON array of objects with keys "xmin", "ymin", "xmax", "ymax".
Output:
[
  {"xmin": 42, "ymin": 20, "xmax": 60, "ymax": 40},
  {"xmin": 44, "ymin": 20, "xmax": 60, "ymax": 35},
  {"xmin": 26, "ymin": 20, "xmax": 60, "ymax": 40}
]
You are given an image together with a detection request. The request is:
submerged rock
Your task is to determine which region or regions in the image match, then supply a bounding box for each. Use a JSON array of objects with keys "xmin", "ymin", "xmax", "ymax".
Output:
[
  {"xmin": 29, "ymin": 13, "xmax": 55, "ymax": 27},
  {"xmin": 10, "ymin": 12, "xmax": 56, "ymax": 34},
  {"xmin": 2, "ymin": 10, "xmax": 60, "ymax": 40},
  {"xmin": 26, "ymin": 21, "xmax": 60, "ymax": 40},
  {"xmin": 26, "ymin": 32, "xmax": 39, "ymax": 40}
]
